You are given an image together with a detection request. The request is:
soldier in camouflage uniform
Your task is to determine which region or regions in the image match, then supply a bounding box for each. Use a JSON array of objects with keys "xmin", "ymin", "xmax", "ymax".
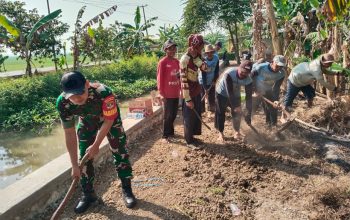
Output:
[{"xmin": 56, "ymin": 71, "xmax": 136, "ymax": 214}]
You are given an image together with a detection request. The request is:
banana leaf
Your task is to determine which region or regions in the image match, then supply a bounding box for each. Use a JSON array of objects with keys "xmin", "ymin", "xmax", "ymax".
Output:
[
  {"xmin": 134, "ymin": 7, "xmax": 141, "ymax": 30},
  {"xmin": 310, "ymin": 0, "xmax": 319, "ymax": 8},
  {"xmin": 0, "ymin": 14, "xmax": 20, "ymax": 37},
  {"xmin": 26, "ymin": 9, "xmax": 62, "ymax": 49},
  {"xmin": 284, "ymin": 40, "xmax": 297, "ymax": 57},
  {"xmin": 82, "ymin": 5, "xmax": 117, "ymax": 29},
  {"xmin": 87, "ymin": 26, "xmax": 95, "ymax": 38},
  {"xmin": 331, "ymin": 63, "xmax": 350, "ymax": 76}
]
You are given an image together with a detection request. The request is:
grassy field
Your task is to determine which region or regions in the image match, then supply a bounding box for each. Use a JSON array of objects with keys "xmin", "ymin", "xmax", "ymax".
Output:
[{"xmin": 1, "ymin": 55, "xmax": 92, "ymax": 72}]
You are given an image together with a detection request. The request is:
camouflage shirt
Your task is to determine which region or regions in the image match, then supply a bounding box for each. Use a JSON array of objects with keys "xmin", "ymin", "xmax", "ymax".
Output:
[{"xmin": 56, "ymin": 83, "xmax": 118, "ymax": 129}]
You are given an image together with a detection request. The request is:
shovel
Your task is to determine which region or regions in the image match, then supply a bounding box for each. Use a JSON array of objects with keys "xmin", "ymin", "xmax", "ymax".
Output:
[
  {"xmin": 246, "ymin": 122, "xmax": 269, "ymax": 144},
  {"xmin": 260, "ymin": 96, "xmax": 295, "ymax": 138},
  {"xmin": 201, "ymin": 83, "xmax": 214, "ymax": 102},
  {"xmin": 192, "ymin": 108, "xmax": 212, "ymax": 130}
]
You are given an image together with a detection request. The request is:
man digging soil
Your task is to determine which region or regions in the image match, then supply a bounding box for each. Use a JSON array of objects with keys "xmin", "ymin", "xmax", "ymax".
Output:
[
  {"xmin": 214, "ymin": 60, "xmax": 253, "ymax": 141},
  {"xmin": 56, "ymin": 71, "xmax": 137, "ymax": 214}
]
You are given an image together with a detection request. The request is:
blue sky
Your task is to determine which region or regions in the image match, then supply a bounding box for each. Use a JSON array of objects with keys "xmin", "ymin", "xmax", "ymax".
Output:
[{"xmin": 3, "ymin": 0, "xmax": 185, "ymax": 54}]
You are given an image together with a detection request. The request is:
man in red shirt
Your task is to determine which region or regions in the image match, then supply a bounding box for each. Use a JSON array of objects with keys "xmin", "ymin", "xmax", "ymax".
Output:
[{"xmin": 157, "ymin": 39, "xmax": 181, "ymax": 141}]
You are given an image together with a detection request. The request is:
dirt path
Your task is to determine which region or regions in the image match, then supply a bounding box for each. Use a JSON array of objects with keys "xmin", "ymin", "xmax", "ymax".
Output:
[
  {"xmin": 42, "ymin": 109, "xmax": 350, "ymax": 219},
  {"xmin": 41, "ymin": 97, "xmax": 350, "ymax": 220}
]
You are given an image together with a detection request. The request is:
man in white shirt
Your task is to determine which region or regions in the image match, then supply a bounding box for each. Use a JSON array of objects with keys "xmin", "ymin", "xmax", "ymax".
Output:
[{"xmin": 284, "ymin": 53, "xmax": 340, "ymax": 110}]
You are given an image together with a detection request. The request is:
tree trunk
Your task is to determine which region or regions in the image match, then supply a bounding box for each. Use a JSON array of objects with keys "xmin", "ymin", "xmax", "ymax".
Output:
[
  {"xmin": 265, "ymin": 0, "xmax": 282, "ymax": 55},
  {"xmin": 329, "ymin": 24, "xmax": 342, "ymax": 61},
  {"xmin": 251, "ymin": 0, "xmax": 264, "ymax": 61},
  {"xmin": 327, "ymin": 24, "xmax": 342, "ymax": 97},
  {"xmin": 342, "ymin": 41, "xmax": 350, "ymax": 68},
  {"xmin": 234, "ymin": 21, "xmax": 240, "ymax": 65},
  {"xmin": 227, "ymin": 23, "xmax": 239, "ymax": 64},
  {"xmin": 73, "ymin": 33, "xmax": 79, "ymax": 70},
  {"xmin": 26, "ymin": 55, "xmax": 32, "ymax": 77},
  {"xmin": 341, "ymin": 41, "xmax": 349, "ymax": 94},
  {"xmin": 25, "ymin": 48, "xmax": 32, "ymax": 77}
]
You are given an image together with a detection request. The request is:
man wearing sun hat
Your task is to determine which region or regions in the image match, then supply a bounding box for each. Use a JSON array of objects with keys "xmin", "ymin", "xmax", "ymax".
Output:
[
  {"xmin": 284, "ymin": 53, "xmax": 341, "ymax": 110},
  {"xmin": 56, "ymin": 71, "xmax": 137, "ymax": 213},
  {"xmin": 251, "ymin": 55, "xmax": 286, "ymax": 127},
  {"xmin": 199, "ymin": 44, "xmax": 219, "ymax": 112},
  {"xmin": 215, "ymin": 60, "xmax": 253, "ymax": 141}
]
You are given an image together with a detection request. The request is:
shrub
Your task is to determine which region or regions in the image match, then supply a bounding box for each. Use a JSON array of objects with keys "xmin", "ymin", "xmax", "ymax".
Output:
[{"xmin": 0, "ymin": 55, "xmax": 158, "ymax": 132}]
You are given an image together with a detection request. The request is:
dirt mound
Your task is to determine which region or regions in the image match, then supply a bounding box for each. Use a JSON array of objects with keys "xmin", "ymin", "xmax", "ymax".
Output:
[{"xmin": 293, "ymin": 95, "xmax": 350, "ymax": 137}]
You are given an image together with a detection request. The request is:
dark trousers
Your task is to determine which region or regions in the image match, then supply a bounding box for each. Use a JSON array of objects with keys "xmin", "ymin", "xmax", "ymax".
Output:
[
  {"xmin": 284, "ymin": 79, "xmax": 315, "ymax": 107},
  {"xmin": 262, "ymin": 92, "xmax": 278, "ymax": 126},
  {"xmin": 182, "ymin": 94, "xmax": 202, "ymax": 144},
  {"xmin": 163, "ymin": 98, "xmax": 179, "ymax": 138},
  {"xmin": 215, "ymin": 92, "xmax": 241, "ymax": 133},
  {"xmin": 201, "ymin": 85, "xmax": 215, "ymax": 112}
]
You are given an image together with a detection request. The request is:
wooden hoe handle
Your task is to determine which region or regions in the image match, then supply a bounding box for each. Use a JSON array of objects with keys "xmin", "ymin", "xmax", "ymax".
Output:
[{"xmin": 50, "ymin": 153, "xmax": 90, "ymax": 220}]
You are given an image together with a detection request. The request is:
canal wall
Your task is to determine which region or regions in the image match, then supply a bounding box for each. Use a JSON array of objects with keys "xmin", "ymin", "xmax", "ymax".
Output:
[{"xmin": 0, "ymin": 106, "xmax": 162, "ymax": 220}]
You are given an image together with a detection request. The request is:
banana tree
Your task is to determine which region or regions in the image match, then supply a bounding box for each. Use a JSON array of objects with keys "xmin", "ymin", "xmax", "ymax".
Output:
[
  {"xmin": 0, "ymin": 9, "xmax": 62, "ymax": 76},
  {"xmin": 251, "ymin": 0, "xmax": 265, "ymax": 60},
  {"xmin": 116, "ymin": 6, "xmax": 157, "ymax": 58},
  {"xmin": 72, "ymin": 5, "xmax": 118, "ymax": 70},
  {"xmin": 157, "ymin": 25, "xmax": 186, "ymax": 50},
  {"xmin": 322, "ymin": 0, "xmax": 350, "ymax": 21},
  {"xmin": 265, "ymin": 0, "xmax": 283, "ymax": 55}
]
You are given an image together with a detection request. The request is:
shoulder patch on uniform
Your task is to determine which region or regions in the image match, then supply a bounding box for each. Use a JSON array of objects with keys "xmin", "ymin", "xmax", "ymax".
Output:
[{"xmin": 102, "ymin": 94, "xmax": 118, "ymax": 120}]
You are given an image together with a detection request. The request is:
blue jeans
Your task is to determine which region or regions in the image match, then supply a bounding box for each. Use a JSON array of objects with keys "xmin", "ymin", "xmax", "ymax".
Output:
[{"xmin": 284, "ymin": 79, "xmax": 315, "ymax": 107}]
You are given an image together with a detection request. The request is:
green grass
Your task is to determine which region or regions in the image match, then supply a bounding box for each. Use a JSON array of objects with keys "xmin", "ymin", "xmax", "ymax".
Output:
[
  {"xmin": 1, "ymin": 55, "xmax": 92, "ymax": 72},
  {"xmin": 207, "ymin": 186, "xmax": 225, "ymax": 195}
]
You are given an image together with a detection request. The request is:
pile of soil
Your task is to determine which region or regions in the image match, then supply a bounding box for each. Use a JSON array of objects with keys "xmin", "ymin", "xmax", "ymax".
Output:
[
  {"xmin": 39, "ymin": 109, "xmax": 350, "ymax": 220},
  {"xmin": 293, "ymin": 95, "xmax": 350, "ymax": 137}
]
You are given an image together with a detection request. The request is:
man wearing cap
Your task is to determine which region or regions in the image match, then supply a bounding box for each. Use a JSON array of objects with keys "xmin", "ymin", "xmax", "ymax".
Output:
[
  {"xmin": 251, "ymin": 55, "xmax": 286, "ymax": 127},
  {"xmin": 284, "ymin": 53, "xmax": 341, "ymax": 110},
  {"xmin": 215, "ymin": 60, "xmax": 253, "ymax": 141},
  {"xmin": 180, "ymin": 34, "xmax": 207, "ymax": 148},
  {"xmin": 157, "ymin": 39, "xmax": 180, "ymax": 141},
  {"xmin": 199, "ymin": 44, "xmax": 219, "ymax": 113},
  {"xmin": 56, "ymin": 71, "xmax": 136, "ymax": 213}
]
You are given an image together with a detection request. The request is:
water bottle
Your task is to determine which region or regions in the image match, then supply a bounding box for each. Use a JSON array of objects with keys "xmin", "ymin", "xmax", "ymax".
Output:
[{"xmin": 135, "ymin": 113, "xmax": 144, "ymax": 119}]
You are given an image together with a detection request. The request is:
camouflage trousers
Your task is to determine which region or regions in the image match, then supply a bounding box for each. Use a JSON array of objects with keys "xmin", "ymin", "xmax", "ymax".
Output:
[{"xmin": 77, "ymin": 110, "xmax": 132, "ymax": 192}]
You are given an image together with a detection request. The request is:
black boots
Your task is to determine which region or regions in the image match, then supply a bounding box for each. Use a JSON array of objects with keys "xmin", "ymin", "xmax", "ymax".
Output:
[
  {"xmin": 74, "ymin": 178, "xmax": 136, "ymax": 213},
  {"xmin": 120, "ymin": 178, "xmax": 137, "ymax": 208},
  {"xmin": 74, "ymin": 191, "xmax": 97, "ymax": 213}
]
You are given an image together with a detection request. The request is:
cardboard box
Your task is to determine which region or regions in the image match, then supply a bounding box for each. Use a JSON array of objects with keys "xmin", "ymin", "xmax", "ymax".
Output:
[{"xmin": 128, "ymin": 98, "xmax": 153, "ymax": 116}]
